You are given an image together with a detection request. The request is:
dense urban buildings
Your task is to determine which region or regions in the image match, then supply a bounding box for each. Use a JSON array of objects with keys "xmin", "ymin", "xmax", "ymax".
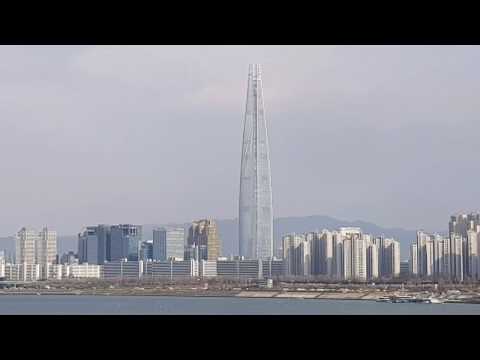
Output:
[
  {"xmin": 239, "ymin": 64, "xmax": 274, "ymax": 260},
  {"xmin": 409, "ymin": 212, "xmax": 480, "ymax": 282},
  {"xmin": 153, "ymin": 227, "xmax": 184, "ymax": 261},
  {"xmin": 110, "ymin": 224, "xmax": 142, "ymax": 261},
  {"xmin": 186, "ymin": 219, "xmax": 220, "ymax": 261},
  {"xmin": 78, "ymin": 224, "xmax": 142, "ymax": 264},
  {"xmin": 283, "ymin": 227, "xmax": 401, "ymax": 281},
  {"xmin": 78, "ymin": 224, "xmax": 111, "ymax": 264}
]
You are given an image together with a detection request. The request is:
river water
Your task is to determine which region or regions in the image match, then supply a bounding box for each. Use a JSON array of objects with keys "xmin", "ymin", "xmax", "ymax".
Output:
[{"xmin": 0, "ymin": 295, "xmax": 479, "ymax": 314}]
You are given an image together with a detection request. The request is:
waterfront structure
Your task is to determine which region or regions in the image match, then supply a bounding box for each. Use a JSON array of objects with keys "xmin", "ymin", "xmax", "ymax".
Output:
[
  {"xmin": 187, "ymin": 220, "xmax": 220, "ymax": 261},
  {"xmin": 41, "ymin": 263, "xmax": 63, "ymax": 280},
  {"xmin": 153, "ymin": 227, "xmax": 184, "ymax": 261},
  {"xmin": 216, "ymin": 259, "xmax": 262, "ymax": 279},
  {"xmin": 68, "ymin": 263, "xmax": 101, "ymax": 279},
  {"xmin": 199, "ymin": 260, "xmax": 217, "ymax": 278},
  {"xmin": 262, "ymin": 258, "xmax": 284, "ymax": 278},
  {"xmin": 110, "ymin": 224, "xmax": 142, "ymax": 261},
  {"xmin": 4, "ymin": 263, "xmax": 40, "ymax": 281},
  {"xmin": 239, "ymin": 64, "xmax": 273, "ymax": 260},
  {"xmin": 145, "ymin": 259, "xmax": 198, "ymax": 280},
  {"xmin": 103, "ymin": 259, "xmax": 144, "ymax": 280},
  {"xmin": 409, "ymin": 213, "xmax": 480, "ymax": 282},
  {"xmin": 282, "ymin": 227, "xmax": 400, "ymax": 281}
]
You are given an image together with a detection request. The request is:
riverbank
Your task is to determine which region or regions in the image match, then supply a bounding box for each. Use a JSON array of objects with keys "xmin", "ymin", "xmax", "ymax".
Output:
[{"xmin": 1, "ymin": 288, "xmax": 480, "ymax": 304}]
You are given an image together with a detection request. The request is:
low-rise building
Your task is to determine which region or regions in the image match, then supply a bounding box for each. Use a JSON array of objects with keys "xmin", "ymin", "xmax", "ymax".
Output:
[
  {"xmin": 216, "ymin": 259, "xmax": 262, "ymax": 279},
  {"xmin": 4, "ymin": 263, "xmax": 40, "ymax": 281},
  {"xmin": 68, "ymin": 263, "xmax": 101, "ymax": 279},
  {"xmin": 145, "ymin": 259, "xmax": 198, "ymax": 279},
  {"xmin": 103, "ymin": 260, "xmax": 144, "ymax": 280},
  {"xmin": 199, "ymin": 260, "xmax": 217, "ymax": 278}
]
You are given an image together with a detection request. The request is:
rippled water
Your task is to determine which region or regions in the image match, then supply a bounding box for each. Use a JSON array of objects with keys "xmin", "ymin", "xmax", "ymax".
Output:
[{"xmin": 0, "ymin": 295, "xmax": 479, "ymax": 314}]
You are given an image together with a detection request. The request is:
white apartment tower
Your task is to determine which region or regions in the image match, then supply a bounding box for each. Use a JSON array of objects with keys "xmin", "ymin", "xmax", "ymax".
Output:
[
  {"xmin": 367, "ymin": 241, "xmax": 379, "ymax": 280},
  {"xmin": 37, "ymin": 227, "xmax": 57, "ymax": 265},
  {"xmin": 410, "ymin": 243, "xmax": 418, "ymax": 276},
  {"xmin": 15, "ymin": 227, "xmax": 57, "ymax": 265},
  {"xmin": 15, "ymin": 228, "xmax": 37, "ymax": 265}
]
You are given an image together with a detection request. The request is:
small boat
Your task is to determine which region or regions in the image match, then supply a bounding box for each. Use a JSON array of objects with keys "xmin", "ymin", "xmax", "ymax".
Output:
[
  {"xmin": 426, "ymin": 297, "xmax": 444, "ymax": 304},
  {"xmin": 376, "ymin": 296, "xmax": 392, "ymax": 303}
]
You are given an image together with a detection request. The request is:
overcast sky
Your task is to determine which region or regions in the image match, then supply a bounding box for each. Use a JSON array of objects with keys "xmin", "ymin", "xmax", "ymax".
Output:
[{"xmin": 1, "ymin": 45, "xmax": 479, "ymax": 235}]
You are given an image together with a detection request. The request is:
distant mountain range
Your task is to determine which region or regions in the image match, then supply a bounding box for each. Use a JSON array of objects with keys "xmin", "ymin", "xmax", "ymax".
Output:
[{"xmin": 0, "ymin": 215, "xmax": 423, "ymax": 261}]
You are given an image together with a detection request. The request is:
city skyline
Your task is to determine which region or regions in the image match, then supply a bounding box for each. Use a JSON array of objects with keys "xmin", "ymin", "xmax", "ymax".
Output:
[{"xmin": 2, "ymin": 46, "xmax": 480, "ymax": 235}]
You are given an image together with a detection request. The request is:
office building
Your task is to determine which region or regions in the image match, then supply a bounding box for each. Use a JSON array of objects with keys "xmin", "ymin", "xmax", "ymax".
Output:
[
  {"xmin": 60, "ymin": 251, "xmax": 78, "ymax": 265},
  {"xmin": 238, "ymin": 64, "xmax": 273, "ymax": 260},
  {"xmin": 78, "ymin": 224, "xmax": 111, "ymax": 265},
  {"xmin": 153, "ymin": 227, "xmax": 184, "ymax": 261},
  {"xmin": 139, "ymin": 240, "xmax": 153, "ymax": 262},
  {"xmin": 110, "ymin": 224, "xmax": 142, "ymax": 261},
  {"xmin": 187, "ymin": 220, "xmax": 220, "ymax": 261}
]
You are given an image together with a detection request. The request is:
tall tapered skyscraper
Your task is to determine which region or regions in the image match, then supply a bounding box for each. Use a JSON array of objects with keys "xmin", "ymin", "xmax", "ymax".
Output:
[{"xmin": 239, "ymin": 64, "xmax": 273, "ymax": 260}]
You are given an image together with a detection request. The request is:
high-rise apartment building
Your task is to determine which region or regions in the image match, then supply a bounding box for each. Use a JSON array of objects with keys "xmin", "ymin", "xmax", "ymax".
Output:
[
  {"xmin": 382, "ymin": 238, "xmax": 400, "ymax": 278},
  {"xmin": 37, "ymin": 227, "xmax": 57, "ymax": 265},
  {"xmin": 366, "ymin": 241, "xmax": 379, "ymax": 280},
  {"xmin": 187, "ymin": 220, "xmax": 220, "ymax": 261},
  {"xmin": 15, "ymin": 228, "xmax": 37, "ymax": 264},
  {"xmin": 282, "ymin": 233, "xmax": 310, "ymax": 277},
  {"xmin": 410, "ymin": 243, "xmax": 418, "ymax": 276},
  {"xmin": 15, "ymin": 227, "xmax": 57, "ymax": 265},
  {"xmin": 449, "ymin": 213, "xmax": 480, "ymax": 239},
  {"xmin": 239, "ymin": 64, "xmax": 273, "ymax": 260},
  {"xmin": 466, "ymin": 230, "xmax": 479, "ymax": 279},
  {"xmin": 153, "ymin": 227, "xmax": 184, "ymax": 261}
]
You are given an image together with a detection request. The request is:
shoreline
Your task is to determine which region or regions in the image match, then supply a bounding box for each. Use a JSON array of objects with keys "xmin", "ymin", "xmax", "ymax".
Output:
[{"xmin": 0, "ymin": 290, "xmax": 478, "ymax": 304}]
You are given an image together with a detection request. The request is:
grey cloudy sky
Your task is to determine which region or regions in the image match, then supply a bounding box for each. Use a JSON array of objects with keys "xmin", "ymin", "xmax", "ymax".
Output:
[{"xmin": 1, "ymin": 45, "xmax": 479, "ymax": 235}]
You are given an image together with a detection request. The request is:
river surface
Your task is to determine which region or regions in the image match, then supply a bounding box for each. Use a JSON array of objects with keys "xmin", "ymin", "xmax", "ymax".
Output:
[{"xmin": 0, "ymin": 295, "xmax": 479, "ymax": 314}]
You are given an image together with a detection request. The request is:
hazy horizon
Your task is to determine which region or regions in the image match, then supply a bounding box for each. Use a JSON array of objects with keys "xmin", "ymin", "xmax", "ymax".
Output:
[{"xmin": 1, "ymin": 45, "xmax": 479, "ymax": 235}]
